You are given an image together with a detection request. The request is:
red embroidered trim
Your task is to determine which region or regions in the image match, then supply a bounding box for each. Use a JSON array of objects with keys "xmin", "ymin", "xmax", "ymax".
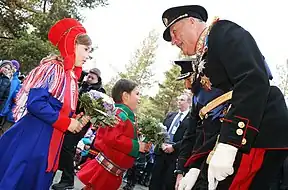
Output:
[
  {"xmin": 184, "ymin": 151, "xmax": 210, "ymax": 167},
  {"xmin": 222, "ymin": 118, "xmax": 233, "ymax": 123},
  {"xmin": 221, "ymin": 115, "xmax": 259, "ymax": 148},
  {"xmin": 235, "ymin": 115, "xmax": 259, "ymax": 132}
]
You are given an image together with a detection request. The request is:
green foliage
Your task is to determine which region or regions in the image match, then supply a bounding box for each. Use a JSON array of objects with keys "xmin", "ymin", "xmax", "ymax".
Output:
[
  {"xmin": 119, "ymin": 30, "xmax": 158, "ymax": 90},
  {"xmin": 0, "ymin": 33, "xmax": 56, "ymax": 74},
  {"xmin": 104, "ymin": 32, "xmax": 186, "ymax": 123},
  {"xmin": 137, "ymin": 115, "xmax": 166, "ymax": 146},
  {"xmin": 79, "ymin": 91, "xmax": 117, "ymax": 128},
  {"xmin": 136, "ymin": 95, "xmax": 163, "ymax": 120},
  {"xmin": 150, "ymin": 64, "xmax": 185, "ymax": 120},
  {"xmin": 113, "ymin": 30, "xmax": 160, "ymax": 120},
  {"xmin": 0, "ymin": 0, "xmax": 108, "ymax": 73},
  {"xmin": 103, "ymin": 76, "xmax": 120, "ymax": 96},
  {"xmin": 104, "ymin": 29, "xmax": 159, "ymax": 95}
]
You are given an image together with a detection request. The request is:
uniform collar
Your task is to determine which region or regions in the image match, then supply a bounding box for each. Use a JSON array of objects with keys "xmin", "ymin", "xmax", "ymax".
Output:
[
  {"xmin": 195, "ymin": 17, "xmax": 220, "ymax": 57},
  {"xmin": 115, "ymin": 104, "xmax": 135, "ymax": 123}
]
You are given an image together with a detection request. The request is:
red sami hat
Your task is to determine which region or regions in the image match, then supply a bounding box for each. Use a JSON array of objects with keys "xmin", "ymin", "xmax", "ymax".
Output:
[
  {"xmin": 48, "ymin": 18, "xmax": 87, "ymax": 70},
  {"xmin": 48, "ymin": 18, "xmax": 86, "ymax": 57}
]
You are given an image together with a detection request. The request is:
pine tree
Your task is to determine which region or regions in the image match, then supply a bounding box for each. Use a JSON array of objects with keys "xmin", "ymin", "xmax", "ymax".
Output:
[
  {"xmin": 119, "ymin": 29, "xmax": 158, "ymax": 90},
  {"xmin": 104, "ymin": 29, "xmax": 159, "ymax": 95},
  {"xmin": 148, "ymin": 64, "xmax": 185, "ymax": 120}
]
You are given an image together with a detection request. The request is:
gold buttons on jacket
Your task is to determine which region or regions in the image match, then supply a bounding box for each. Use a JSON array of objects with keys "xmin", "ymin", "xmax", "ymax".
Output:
[
  {"xmin": 242, "ymin": 138, "xmax": 247, "ymax": 145},
  {"xmin": 238, "ymin": 121, "xmax": 245, "ymax": 128},
  {"xmin": 236, "ymin": 129, "xmax": 243, "ymax": 136}
]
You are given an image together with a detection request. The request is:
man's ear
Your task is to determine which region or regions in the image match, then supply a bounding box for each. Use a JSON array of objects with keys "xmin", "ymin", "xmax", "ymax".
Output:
[{"xmin": 188, "ymin": 17, "xmax": 196, "ymax": 24}]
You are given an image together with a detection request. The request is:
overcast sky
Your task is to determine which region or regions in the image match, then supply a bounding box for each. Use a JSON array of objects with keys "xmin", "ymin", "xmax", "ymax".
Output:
[{"xmin": 81, "ymin": 0, "xmax": 288, "ymax": 90}]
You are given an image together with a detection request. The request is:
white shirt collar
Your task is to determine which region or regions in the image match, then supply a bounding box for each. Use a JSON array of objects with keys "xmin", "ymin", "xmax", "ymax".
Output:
[{"xmin": 178, "ymin": 109, "xmax": 189, "ymax": 119}]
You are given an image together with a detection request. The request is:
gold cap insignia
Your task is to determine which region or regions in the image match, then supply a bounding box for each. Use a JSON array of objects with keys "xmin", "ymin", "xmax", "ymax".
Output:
[{"xmin": 163, "ymin": 18, "xmax": 169, "ymax": 26}]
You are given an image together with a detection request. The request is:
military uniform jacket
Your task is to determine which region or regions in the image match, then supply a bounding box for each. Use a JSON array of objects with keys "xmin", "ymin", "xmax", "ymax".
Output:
[
  {"xmin": 186, "ymin": 20, "xmax": 288, "ymax": 168},
  {"xmin": 176, "ymin": 111, "xmax": 198, "ymax": 172}
]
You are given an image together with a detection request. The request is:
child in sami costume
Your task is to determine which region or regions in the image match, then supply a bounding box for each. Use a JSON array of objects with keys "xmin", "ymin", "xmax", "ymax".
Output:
[
  {"xmin": 77, "ymin": 79, "xmax": 148, "ymax": 190},
  {"xmin": 0, "ymin": 18, "xmax": 91, "ymax": 190}
]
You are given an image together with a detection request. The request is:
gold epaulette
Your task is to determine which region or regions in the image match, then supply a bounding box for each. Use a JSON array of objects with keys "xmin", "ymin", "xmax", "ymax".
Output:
[{"xmin": 199, "ymin": 91, "xmax": 233, "ymax": 120}]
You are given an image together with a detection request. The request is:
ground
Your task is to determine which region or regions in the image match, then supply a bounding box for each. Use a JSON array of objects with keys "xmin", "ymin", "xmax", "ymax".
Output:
[{"xmin": 51, "ymin": 171, "xmax": 148, "ymax": 190}]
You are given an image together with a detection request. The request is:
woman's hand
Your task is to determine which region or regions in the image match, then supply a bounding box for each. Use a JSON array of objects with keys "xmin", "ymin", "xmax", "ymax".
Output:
[
  {"xmin": 68, "ymin": 118, "xmax": 83, "ymax": 133},
  {"xmin": 80, "ymin": 115, "xmax": 91, "ymax": 126},
  {"xmin": 75, "ymin": 112, "xmax": 91, "ymax": 128}
]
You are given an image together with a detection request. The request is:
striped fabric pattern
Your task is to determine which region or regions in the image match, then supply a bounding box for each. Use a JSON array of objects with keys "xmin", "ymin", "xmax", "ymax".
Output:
[{"xmin": 13, "ymin": 56, "xmax": 78, "ymax": 121}]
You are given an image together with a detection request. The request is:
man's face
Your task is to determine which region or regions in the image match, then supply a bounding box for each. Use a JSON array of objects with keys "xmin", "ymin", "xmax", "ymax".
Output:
[
  {"xmin": 177, "ymin": 94, "xmax": 190, "ymax": 111},
  {"xmin": 170, "ymin": 18, "xmax": 199, "ymax": 56},
  {"xmin": 86, "ymin": 72, "xmax": 98, "ymax": 84},
  {"xmin": 184, "ymin": 76, "xmax": 192, "ymax": 89}
]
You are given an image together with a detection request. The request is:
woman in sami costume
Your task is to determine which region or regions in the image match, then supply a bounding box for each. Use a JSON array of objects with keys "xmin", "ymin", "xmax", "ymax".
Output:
[{"xmin": 0, "ymin": 18, "xmax": 91, "ymax": 190}]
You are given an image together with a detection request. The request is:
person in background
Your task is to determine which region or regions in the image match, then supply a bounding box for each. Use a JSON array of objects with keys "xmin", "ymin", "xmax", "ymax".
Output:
[
  {"xmin": 173, "ymin": 60, "xmax": 198, "ymax": 190},
  {"xmin": 0, "ymin": 60, "xmax": 22, "ymax": 134},
  {"xmin": 149, "ymin": 93, "xmax": 192, "ymax": 190},
  {"xmin": 123, "ymin": 143, "xmax": 155, "ymax": 189},
  {"xmin": 79, "ymin": 68, "xmax": 106, "ymax": 94},
  {"xmin": 0, "ymin": 60, "xmax": 13, "ymax": 135},
  {"xmin": 140, "ymin": 144, "xmax": 155, "ymax": 187},
  {"xmin": 123, "ymin": 151, "xmax": 148, "ymax": 190},
  {"xmin": 78, "ymin": 138, "xmax": 92, "ymax": 164},
  {"xmin": 75, "ymin": 125, "xmax": 98, "ymax": 169},
  {"xmin": 18, "ymin": 74, "xmax": 25, "ymax": 84},
  {"xmin": 78, "ymin": 70, "xmax": 88, "ymax": 86}
]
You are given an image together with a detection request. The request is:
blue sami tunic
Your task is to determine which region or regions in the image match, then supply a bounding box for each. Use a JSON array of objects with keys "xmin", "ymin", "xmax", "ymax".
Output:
[
  {"xmin": 0, "ymin": 59, "xmax": 77, "ymax": 190},
  {"xmin": 0, "ymin": 88, "xmax": 63, "ymax": 189}
]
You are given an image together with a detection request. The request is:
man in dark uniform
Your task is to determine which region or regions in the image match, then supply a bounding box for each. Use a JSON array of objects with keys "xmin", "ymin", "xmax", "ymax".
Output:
[
  {"xmin": 51, "ymin": 68, "xmax": 105, "ymax": 190},
  {"xmin": 174, "ymin": 107, "xmax": 198, "ymax": 190},
  {"xmin": 173, "ymin": 62, "xmax": 198, "ymax": 190},
  {"xmin": 149, "ymin": 92, "xmax": 193, "ymax": 190},
  {"xmin": 173, "ymin": 59, "xmax": 226, "ymax": 190},
  {"xmin": 161, "ymin": 5, "xmax": 288, "ymax": 190}
]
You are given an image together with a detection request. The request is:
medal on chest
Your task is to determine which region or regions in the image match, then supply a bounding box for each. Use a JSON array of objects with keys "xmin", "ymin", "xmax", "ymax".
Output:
[{"xmin": 190, "ymin": 20, "xmax": 216, "ymax": 92}]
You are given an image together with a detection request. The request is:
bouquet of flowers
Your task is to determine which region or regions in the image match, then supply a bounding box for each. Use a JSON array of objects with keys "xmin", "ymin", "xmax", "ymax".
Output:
[
  {"xmin": 79, "ymin": 90, "xmax": 117, "ymax": 128},
  {"xmin": 137, "ymin": 116, "xmax": 168, "ymax": 146}
]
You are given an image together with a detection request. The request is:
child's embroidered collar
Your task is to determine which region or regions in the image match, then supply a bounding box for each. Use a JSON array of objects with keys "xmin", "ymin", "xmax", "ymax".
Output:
[{"xmin": 115, "ymin": 104, "xmax": 135, "ymax": 123}]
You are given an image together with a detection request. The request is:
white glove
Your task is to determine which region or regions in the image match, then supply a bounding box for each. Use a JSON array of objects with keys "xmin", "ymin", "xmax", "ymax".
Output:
[
  {"xmin": 178, "ymin": 168, "xmax": 200, "ymax": 190},
  {"xmin": 208, "ymin": 143, "xmax": 238, "ymax": 190}
]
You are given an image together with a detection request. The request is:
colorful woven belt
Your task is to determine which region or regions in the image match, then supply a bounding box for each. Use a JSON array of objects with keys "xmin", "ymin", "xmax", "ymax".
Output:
[
  {"xmin": 88, "ymin": 149, "xmax": 99, "ymax": 158},
  {"xmin": 95, "ymin": 152, "xmax": 126, "ymax": 177}
]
